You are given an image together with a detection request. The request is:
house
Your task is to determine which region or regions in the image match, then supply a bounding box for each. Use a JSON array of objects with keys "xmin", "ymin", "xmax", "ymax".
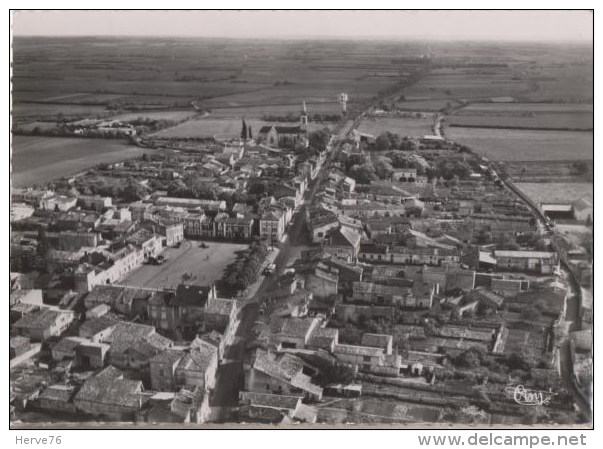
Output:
[
  {"xmin": 323, "ymin": 227, "xmax": 361, "ymax": 263},
  {"xmin": 149, "ymin": 342, "xmax": 219, "ymax": 392},
  {"xmin": 320, "ymin": 258, "xmax": 364, "ymax": 292},
  {"xmin": 36, "ymin": 385, "xmax": 77, "ymax": 414},
  {"xmin": 361, "ymin": 333, "xmax": 393, "ymax": 355},
  {"xmin": 271, "ymin": 317, "xmax": 321, "ymax": 349},
  {"xmin": 388, "ymin": 246, "xmax": 461, "ymax": 266},
  {"xmin": 51, "ymin": 336, "xmax": 88, "ymax": 361},
  {"xmin": 494, "ymin": 250, "xmax": 559, "ymax": 274},
  {"xmin": 260, "ymin": 210, "xmax": 286, "ymax": 244},
  {"xmin": 75, "ymin": 342, "xmax": 110, "ymax": 368},
  {"xmin": 333, "ymin": 339, "xmax": 402, "ymax": 376},
  {"xmin": 103, "ymin": 321, "xmax": 173, "ymax": 370},
  {"xmin": 422, "ymin": 266, "xmax": 476, "ymax": 292},
  {"xmin": 239, "ymin": 391, "xmax": 317, "ymax": 423},
  {"xmin": 74, "ymin": 366, "xmax": 146, "ymax": 420},
  {"xmin": 309, "ymin": 214, "xmax": 340, "ymax": 243},
  {"xmin": 13, "ymin": 308, "xmax": 75, "ymax": 341},
  {"xmin": 77, "ymin": 195, "xmax": 112, "ymax": 211},
  {"xmin": 352, "ymin": 281, "xmax": 434, "ymax": 309},
  {"xmin": 147, "ymin": 222, "xmax": 184, "ymax": 246},
  {"xmin": 307, "ymin": 327, "xmax": 339, "ymax": 352},
  {"xmin": 10, "ymin": 289, "xmax": 44, "ymax": 306},
  {"xmin": 305, "ymin": 266, "xmax": 338, "ymax": 299},
  {"xmin": 169, "ymin": 387, "xmax": 211, "ymax": 424},
  {"xmin": 147, "ymin": 284, "xmax": 217, "ymax": 333},
  {"xmin": 78, "ymin": 314, "xmax": 120, "ymax": 342},
  {"xmin": 391, "ymin": 168, "xmax": 417, "ymax": 182},
  {"xmin": 125, "ymin": 229, "xmax": 163, "ymax": 260},
  {"xmin": 10, "ymin": 336, "xmax": 32, "ymax": 359},
  {"xmin": 245, "ymin": 349, "xmax": 323, "ymax": 401}
]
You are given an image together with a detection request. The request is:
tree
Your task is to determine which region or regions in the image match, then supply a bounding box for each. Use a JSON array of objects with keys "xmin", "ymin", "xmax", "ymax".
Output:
[
  {"xmin": 455, "ymin": 347, "xmax": 486, "ymax": 368},
  {"xmin": 349, "ymin": 164, "xmax": 374, "ymax": 184},
  {"xmin": 241, "ymin": 119, "xmax": 248, "ymax": 140},
  {"xmin": 309, "ymin": 129, "xmax": 331, "ymax": 149},
  {"xmin": 316, "ymin": 363, "xmax": 356, "ymax": 387}
]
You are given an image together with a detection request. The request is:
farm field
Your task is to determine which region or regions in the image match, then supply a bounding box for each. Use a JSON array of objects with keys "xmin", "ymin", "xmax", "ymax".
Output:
[
  {"xmin": 208, "ymin": 102, "xmax": 343, "ymax": 118},
  {"xmin": 445, "ymin": 127, "xmax": 593, "ymax": 161},
  {"xmin": 12, "ymin": 37, "xmax": 417, "ymax": 125},
  {"xmin": 108, "ymin": 110, "xmax": 199, "ymax": 122},
  {"xmin": 358, "ymin": 115, "xmax": 434, "ymax": 138},
  {"xmin": 403, "ymin": 72, "xmax": 529, "ymax": 101},
  {"xmin": 504, "ymin": 160, "xmax": 593, "ymax": 183},
  {"xmin": 397, "ymin": 99, "xmax": 456, "ymax": 111},
  {"xmin": 11, "ymin": 136, "xmax": 147, "ymax": 187},
  {"xmin": 447, "ymin": 113, "xmax": 593, "ymax": 130},
  {"xmin": 153, "ymin": 117, "xmax": 333, "ymax": 139},
  {"xmin": 515, "ymin": 182, "xmax": 593, "ymax": 205},
  {"xmin": 121, "ymin": 240, "xmax": 247, "ymax": 290},
  {"xmin": 457, "ymin": 102, "xmax": 593, "ymax": 114},
  {"xmin": 12, "ymin": 103, "xmax": 113, "ymax": 123}
]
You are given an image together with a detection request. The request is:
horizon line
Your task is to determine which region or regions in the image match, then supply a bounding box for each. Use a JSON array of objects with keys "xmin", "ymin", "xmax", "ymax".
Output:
[{"xmin": 11, "ymin": 34, "xmax": 594, "ymax": 44}]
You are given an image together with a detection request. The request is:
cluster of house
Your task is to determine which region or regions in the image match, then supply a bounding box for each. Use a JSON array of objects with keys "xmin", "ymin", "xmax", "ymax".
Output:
[
  {"xmin": 232, "ymin": 144, "xmax": 581, "ymax": 424},
  {"xmin": 10, "ymin": 278, "xmax": 239, "ymax": 424}
]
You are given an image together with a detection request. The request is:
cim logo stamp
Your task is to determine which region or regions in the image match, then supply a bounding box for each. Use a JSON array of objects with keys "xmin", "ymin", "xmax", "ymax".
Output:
[{"xmin": 505, "ymin": 384, "xmax": 558, "ymax": 406}]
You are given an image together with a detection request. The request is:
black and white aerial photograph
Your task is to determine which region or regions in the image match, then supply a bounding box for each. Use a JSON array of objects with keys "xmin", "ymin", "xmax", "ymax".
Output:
[{"xmin": 8, "ymin": 9, "xmax": 594, "ymax": 433}]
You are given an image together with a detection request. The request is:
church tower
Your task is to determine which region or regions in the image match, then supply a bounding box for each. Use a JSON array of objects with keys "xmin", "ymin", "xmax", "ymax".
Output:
[{"xmin": 300, "ymin": 100, "xmax": 308, "ymax": 129}]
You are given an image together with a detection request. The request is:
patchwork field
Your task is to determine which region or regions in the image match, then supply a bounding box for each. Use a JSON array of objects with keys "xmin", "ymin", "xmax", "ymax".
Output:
[
  {"xmin": 11, "ymin": 136, "xmax": 147, "ymax": 187},
  {"xmin": 515, "ymin": 182, "xmax": 593, "ymax": 205},
  {"xmin": 445, "ymin": 127, "xmax": 593, "ymax": 161},
  {"xmin": 358, "ymin": 115, "xmax": 434, "ymax": 138}
]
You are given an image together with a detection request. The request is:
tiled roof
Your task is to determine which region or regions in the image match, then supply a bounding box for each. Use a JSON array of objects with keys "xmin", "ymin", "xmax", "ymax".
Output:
[
  {"xmin": 205, "ymin": 298, "xmax": 236, "ymax": 316},
  {"xmin": 75, "ymin": 366, "xmax": 143, "ymax": 409},
  {"xmin": 361, "ymin": 333, "xmax": 392, "ymax": 349},
  {"xmin": 240, "ymin": 391, "xmax": 301, "ymax": 410},
  {"xmin": 177, "ymin": 345, "xmax": 217, "ymax": 374},
  {"xmin": 333, "ymin": 344, "xmax": 384, "ymax": 357},
  {"xmin": 278, "ymin": 318, "xmax": 318, "ymax": 339}
]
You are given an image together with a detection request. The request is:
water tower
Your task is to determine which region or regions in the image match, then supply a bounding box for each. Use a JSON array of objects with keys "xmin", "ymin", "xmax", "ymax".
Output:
[{"xmin": 337, "ymin": 93, "xmax": 348, "ymax": 114}]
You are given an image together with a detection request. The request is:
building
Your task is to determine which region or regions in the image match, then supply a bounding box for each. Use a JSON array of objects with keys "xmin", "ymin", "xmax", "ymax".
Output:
[
  {"xmin": 333, "ymin": 339, "xmax": 401, "ymax": 376},
  {"xmin": 305, "ymin": 266, "xmax": 339, "ymax": 299},
  {"xmin": 260, "ymin": 210, "xmax": 285, "ymax": 244},
  {"xmin": 77, "ymin": 195, "xmax": 113, "ymax": 211},
  {"xmin": 323, "ymin": 227, "xmax": 361, "ymax": 263},
  {"xmin": 245, "ymin": 349, "xmax": 323, "ymax": 401},
  {"xmin": 494, "ymin": 250, "xmax": 559, "ymax": 274},
  {"xmin": 149, "ymin": 342, "xmax": 219, "ymax": 393},
  {"xmin": 214, "ymin": 215, "xmax": 254, "ymax": 240},
  {"xmin": 13, "ymin": 308, "xmax": 76, "ymax": 341},
  {"xmin": 259, "ymin": 125, "xmax": 305, "ymax": 147},
  {"xmin": 74, "ymin": 366, "xmax": 146, "ymax": 420},
  {"xmin": 271, "ymin": 317, "xmax": 321, "ymax": 350}
]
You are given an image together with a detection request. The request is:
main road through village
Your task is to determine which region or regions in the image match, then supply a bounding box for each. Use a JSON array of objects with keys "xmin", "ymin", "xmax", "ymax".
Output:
[{"xmin": 209, "ymin": 117, "xmax": 360, "ymax": 421}]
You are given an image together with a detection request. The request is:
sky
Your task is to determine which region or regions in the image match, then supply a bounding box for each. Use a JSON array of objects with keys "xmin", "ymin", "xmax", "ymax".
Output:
[{"xmin": 11, "ymin": 10, "xmax": 593, "ymax": 42}]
